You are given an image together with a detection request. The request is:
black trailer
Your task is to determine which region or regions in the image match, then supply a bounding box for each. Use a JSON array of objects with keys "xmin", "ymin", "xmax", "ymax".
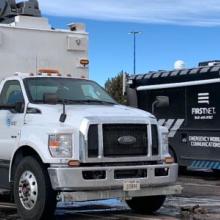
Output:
[{"xmin": 127, "ymin": 62, "xmax": 220, "ymax": 170}]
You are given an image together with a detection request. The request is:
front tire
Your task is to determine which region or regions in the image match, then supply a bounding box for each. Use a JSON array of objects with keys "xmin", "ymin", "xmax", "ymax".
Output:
[
  {"xmin": 13, "ymin": 156, "xmax": 57, "ymax": 220},
  {"xmin": 126, "ymin": 196, "xmax": 166, "ymax": 214}
]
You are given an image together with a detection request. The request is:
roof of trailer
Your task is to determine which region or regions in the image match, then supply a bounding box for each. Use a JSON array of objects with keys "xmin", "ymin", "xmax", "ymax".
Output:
[{"xmin": 130, "ymin": 65, "xmax": 220, "ymax": 87}]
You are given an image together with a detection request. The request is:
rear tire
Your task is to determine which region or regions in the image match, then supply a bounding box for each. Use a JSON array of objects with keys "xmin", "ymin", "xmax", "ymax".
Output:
[
  {"xmin": 13, "ymin": 156, "xmax": 57, "ymax": 220},
  {"xmin": 169, "ymin": 147, "xmax": 176, "ymax": 163},
  {"xmin": 126, "ymin": 196, "xmax": 166, "ymax": 214}
]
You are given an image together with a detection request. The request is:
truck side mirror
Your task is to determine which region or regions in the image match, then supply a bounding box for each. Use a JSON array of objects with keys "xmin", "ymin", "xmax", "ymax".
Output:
[
  {"xmin": 126, "ymin": 88, "xmax": 138, "ymax": 108},
  {"xmin": 43, "ymin": 93, "xmax": 58, "ymax": 105},
  {"xmin": 152, "ymin": 96, "xmax": 169, "ymax": 114}
]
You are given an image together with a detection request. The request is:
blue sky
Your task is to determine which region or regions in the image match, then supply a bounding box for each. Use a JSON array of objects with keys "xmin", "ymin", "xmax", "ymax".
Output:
[{"xmin": 38, "ymin": 0, "xmax": 220, "ymax": 85}]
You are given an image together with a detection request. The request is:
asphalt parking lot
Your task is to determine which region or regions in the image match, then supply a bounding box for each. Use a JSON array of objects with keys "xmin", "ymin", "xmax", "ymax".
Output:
[{"xmin": 1, "ymin": 170, "xmax": 220, "ymax": 220}]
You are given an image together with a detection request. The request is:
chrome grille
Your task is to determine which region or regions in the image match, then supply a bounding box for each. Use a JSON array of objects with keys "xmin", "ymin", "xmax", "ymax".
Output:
[{"xmin": 103, "ymin": 124, "xmax": 148, "ymax": 157}]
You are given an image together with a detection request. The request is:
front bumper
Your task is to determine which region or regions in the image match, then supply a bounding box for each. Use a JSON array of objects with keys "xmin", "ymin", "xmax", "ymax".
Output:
[
  {"xmin": 60, "ymin": 184, "xmax": 182, "ymax": 202},
  {"xmin": 48, "ymin": 163, "xmax": 179, "ymax": 192}
]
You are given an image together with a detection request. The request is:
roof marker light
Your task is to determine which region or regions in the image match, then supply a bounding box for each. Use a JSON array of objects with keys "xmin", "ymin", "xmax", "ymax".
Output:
[{"xmin": 38, "ymin": 69, "xmax": 60, "ymax": 74}]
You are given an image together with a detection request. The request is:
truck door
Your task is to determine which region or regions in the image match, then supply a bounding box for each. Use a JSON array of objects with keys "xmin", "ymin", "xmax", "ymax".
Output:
[
  {"xmin": 0, "ymin": 80, "xmax": 25, "ymax": 161},
  {"xmin": 186, "ymin": 83, "xmax": 220, "ymax": 162}
]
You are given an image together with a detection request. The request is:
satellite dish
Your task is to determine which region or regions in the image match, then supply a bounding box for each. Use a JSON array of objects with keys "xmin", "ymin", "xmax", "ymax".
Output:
[{"xmin": 174, "ymin": 60, "xmax": 186, "ymax": 70}]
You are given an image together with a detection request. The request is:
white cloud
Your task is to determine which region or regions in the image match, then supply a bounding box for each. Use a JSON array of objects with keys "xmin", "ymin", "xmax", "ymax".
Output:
[{"xmin": 38, "ymin": 0, "xmax": 220, "ymax": 26}]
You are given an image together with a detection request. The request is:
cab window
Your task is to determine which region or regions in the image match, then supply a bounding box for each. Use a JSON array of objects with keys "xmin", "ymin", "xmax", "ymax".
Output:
[{"xmin": 0, "ymin": 80, "xmax": 24, "ymax": 108}]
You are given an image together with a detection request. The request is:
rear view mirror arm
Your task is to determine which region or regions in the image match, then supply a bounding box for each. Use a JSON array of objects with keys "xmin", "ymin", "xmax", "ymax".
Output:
[{"xmin": 152, "ymin": 100, "xmax": 159, "ymax": 115}]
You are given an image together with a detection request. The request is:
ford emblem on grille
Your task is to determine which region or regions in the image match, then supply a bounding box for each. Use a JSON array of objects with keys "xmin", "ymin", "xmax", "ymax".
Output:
[{"xmin": 118, "ymin": 136, "xmax": 137, "ymax": 145}]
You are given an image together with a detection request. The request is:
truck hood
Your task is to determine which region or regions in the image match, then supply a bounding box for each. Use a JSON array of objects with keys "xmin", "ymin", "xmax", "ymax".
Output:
[{"xmin": 26, "ymin": 104, "xmax": 156, "ymax": 128}]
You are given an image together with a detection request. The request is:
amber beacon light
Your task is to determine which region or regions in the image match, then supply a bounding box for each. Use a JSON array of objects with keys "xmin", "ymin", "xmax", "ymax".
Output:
[{"xmin": 80, "ymin": 59, "xmax": 89, "ymax": 67}]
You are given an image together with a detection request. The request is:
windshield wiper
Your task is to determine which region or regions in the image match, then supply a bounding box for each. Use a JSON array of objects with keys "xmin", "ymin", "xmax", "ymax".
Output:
[
  {"xmin": 57, "ymin": 99, "xmax": 80, "ymax": 104},
  {"xmin": 79, "ymin": 100, "xmax": 116, "ymax": 105},
  {"xmin": 57, "ymin": 99, "xmax": 115, "ymax": 105}
]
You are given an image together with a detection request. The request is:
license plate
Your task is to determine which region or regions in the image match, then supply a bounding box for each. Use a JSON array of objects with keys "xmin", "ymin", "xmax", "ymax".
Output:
[{"xmin": 123, "ymin": 180, "xmax": 141, "ymax": 191}]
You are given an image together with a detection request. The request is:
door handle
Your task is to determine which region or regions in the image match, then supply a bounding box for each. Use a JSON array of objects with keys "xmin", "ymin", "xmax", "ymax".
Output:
[{"xmin": 11, "ymin": 136, "xmax": 17, "ymax": 139}]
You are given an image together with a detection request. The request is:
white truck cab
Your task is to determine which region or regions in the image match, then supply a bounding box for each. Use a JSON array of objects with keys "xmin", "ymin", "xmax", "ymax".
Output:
[{"xmin": 0, "ymin": 1, "xmax": 181, "ymax": 219}]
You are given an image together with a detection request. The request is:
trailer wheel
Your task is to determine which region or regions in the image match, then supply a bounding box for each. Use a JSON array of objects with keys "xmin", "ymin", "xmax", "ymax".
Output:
[
  {"xmin": 126, "ymin": 196, "xmax": 166, "ymax": 214},
  {"xmin": 13, "ymin": 156, "xmax": 57, "ymax": 220}
]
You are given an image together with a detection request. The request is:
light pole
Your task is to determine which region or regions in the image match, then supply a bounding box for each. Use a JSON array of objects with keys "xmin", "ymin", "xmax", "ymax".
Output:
[{"xmin": 129, "ymin": 31, "xmax": 141, "ymax": 75}]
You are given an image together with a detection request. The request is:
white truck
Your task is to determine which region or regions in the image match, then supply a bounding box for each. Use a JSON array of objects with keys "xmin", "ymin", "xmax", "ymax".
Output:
[{"xmin": 0, "ymin": 1, "xmax": 181, "ymax": 219}]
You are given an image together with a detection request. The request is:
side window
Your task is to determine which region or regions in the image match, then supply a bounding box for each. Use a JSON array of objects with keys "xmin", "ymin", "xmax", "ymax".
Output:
[{"xmin": 0, "ymin": 80, "xmax": 24, "ymax": 106}]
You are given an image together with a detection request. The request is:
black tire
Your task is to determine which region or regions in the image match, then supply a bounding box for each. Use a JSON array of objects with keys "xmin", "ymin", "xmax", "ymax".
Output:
[
  {"xmin": 126, "ymin": 196, "xmax": 166, "ymax": 214},
  {"xmin": 169, "ymin": 147, "xmax": 187, "ymax": 175},
  {"xmin": 13, "ymin": 156, "xmax": 57, "ymax": 220},
  {"xmin": 169, "ymin": 147, "xmax": 177, "ymax": 163}
]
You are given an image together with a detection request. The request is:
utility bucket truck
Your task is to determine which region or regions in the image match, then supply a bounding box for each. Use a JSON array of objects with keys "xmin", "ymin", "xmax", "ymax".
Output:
[{"xmin": 0, "ymin": 1, "xmax": 181, "ymax": 219}]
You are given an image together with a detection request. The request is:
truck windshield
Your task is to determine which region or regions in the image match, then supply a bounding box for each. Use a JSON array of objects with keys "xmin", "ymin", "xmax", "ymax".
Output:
[{"xmin": 24, "ymin": 78, "xmax": 116, "ymax": 105}]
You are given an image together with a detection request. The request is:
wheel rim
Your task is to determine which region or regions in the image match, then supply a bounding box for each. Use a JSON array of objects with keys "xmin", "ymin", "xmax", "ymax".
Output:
[{"xmin": 18, "ymin": 171, "xmax": 38, "ymax": 210}]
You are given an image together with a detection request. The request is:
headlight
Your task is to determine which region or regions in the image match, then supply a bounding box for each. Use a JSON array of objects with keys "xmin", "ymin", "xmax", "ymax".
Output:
[
  {"xmin": 48, "ymin": 134, "xmax": 72, "ymax": 158},
  {"xmin": 162, "ymin": 132, "xmax": 169, "ymax": 156}
]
